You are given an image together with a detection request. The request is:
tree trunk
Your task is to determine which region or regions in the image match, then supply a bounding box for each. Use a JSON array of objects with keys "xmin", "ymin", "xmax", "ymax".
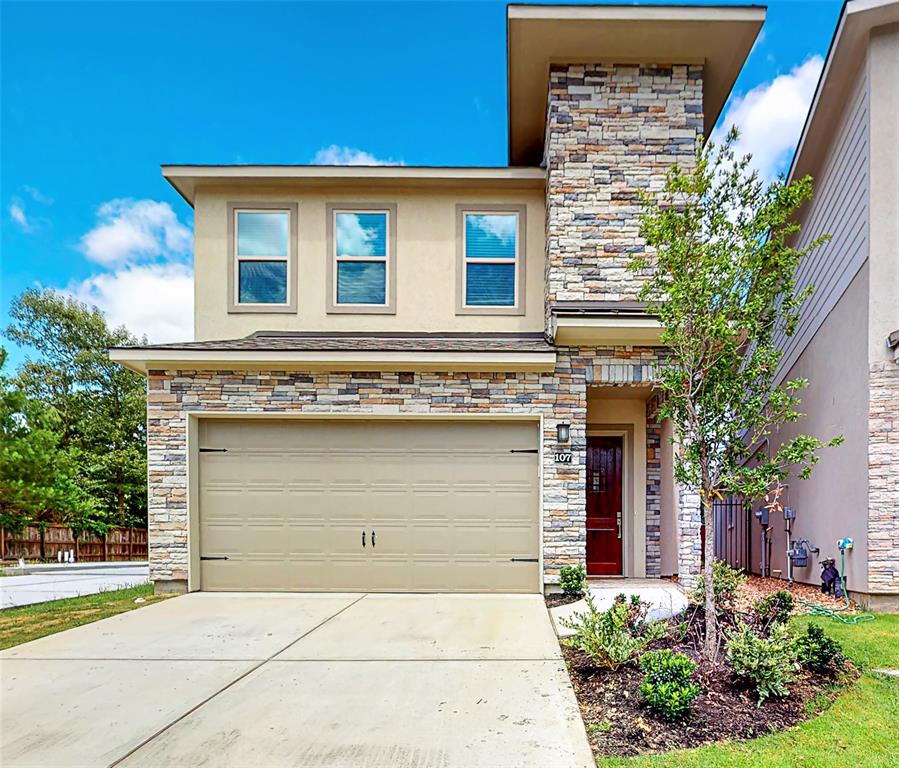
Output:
[
  {"xmin": 117, "ymin": 486, "xmax": 126, "ymax": 527},
  {"xmin": 702, "ymin": 489, "xmax": 718, "ymax": 662}
]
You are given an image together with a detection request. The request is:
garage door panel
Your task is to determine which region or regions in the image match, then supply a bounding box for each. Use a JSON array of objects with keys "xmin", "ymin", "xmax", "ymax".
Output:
[{"xmin": 199, "ymin": 419, "xmax": 539, "ymax": 593}]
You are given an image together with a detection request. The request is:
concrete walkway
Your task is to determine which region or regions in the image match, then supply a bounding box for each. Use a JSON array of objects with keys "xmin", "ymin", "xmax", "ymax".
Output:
[
  {"xmin": 550, "ymin": 579, "xmax": 689, "ymax": 637},
  {"xmin": 0, "ymin": 593, "xmax": 593, "ymax": 768},
  {"xmin": 0, "ymin": 563, "xmax": 150, "ymax": 609}
]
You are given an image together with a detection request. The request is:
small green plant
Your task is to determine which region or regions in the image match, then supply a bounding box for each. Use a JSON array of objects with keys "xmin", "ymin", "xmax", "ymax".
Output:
[
  {"xmin": 689, "ymin": 560, "xmax": 747, "ymax": 615},
  {"xmin": 796, "ymin": 624, "xmax": 846, "ymax": 676},
  {"xmin": 754, "ymin": 589, "xmax": 796, "ymax": 627},
  {"xmin": 561, "ymin": 593, "xmax": 666, "ymax": 671},
  {"xmin": 726, "ymin": 622, "xmax": 799, "ymax": 704},
  {"xmin": 586, "ymin": 720, "xmax": 612, "ymax": 734},
  {"xmin": 639, "ymin": 649, "xmax": 701, "ymax": 720},
  {"xmin": 559, "ymin": 564, "xmax": 587, "ymax": 597}
]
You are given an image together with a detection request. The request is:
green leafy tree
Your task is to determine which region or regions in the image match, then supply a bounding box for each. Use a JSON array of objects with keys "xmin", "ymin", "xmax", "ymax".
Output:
[
  {"xmin": 633, "ymin": 129, "xmax": 842, "ymax": 661},
  {"xmin": 0, "ymin": 348, "xmax": 95, "ymax": 536},
  {"xmin": 5, "ymin": 289, "xmax": 147, "ymax": 528}
]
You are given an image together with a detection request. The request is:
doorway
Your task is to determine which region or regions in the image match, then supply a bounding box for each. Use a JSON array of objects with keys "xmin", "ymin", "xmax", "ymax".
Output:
[{"xmin": 586, "ymin": 435, "xmax": 623, "ymax": 575}]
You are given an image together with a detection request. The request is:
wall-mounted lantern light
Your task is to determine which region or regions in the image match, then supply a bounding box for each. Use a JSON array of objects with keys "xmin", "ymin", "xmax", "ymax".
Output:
[{"xmin": 557, "ymin": 422, "xmax": 570, "ymax": 444}]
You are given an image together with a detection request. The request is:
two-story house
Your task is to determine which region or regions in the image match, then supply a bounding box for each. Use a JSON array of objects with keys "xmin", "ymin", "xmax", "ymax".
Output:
[{"xmin": 111, "ymin": 4, "xmax": 765, "ymax": 596}]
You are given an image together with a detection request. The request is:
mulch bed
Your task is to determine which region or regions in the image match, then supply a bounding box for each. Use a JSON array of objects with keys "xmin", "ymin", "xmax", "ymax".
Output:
[
  {"xmin": 740, "ymin": 575, "xmax": 858, "ymax": 614},
  {"xmin": 545, "ymin": 592, "xmax": 583, "ymax": 609},
  {"xmin": 559, "ymin": 577, "xmax": 860, "ymax": 758},
  {"xmin": 564, "ymin": 644, "xmax": 855, "ymax": 757}
]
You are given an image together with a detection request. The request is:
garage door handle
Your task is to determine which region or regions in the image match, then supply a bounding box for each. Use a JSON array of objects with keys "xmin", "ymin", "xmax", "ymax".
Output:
[
  {"xmin": 200, "ymin": 556, "xmax": 229, "ymax": 561},
  {"xmin": 510, "ymin": 557, "xmax": 538, "ymax": 562},
  {"xmin": 371, "ymin": 530, "xmax": 376, "ymax": 548},
  {"xmin": 361, "ymin": 531, "xmax": 366, "ymax": 548}
]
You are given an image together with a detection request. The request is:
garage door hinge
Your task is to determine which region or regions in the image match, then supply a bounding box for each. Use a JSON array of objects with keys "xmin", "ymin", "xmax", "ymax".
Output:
[
  {"xmin": 509, "ymin": 448, "xmax": 539, "ymax": 454},
  {"xmin": 199, "ymin": 447, "xmax": 228, "ymax": 453},
  {"xmin": 200, "ymin": 556, "xmax": 229, "ymax": 561},
  {"xmin": 509, "ymin": 557, "xmax": 539, "ymax": 562}
]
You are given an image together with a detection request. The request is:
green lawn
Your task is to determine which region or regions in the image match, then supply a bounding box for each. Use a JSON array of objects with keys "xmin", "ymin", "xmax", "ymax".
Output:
[
  {"xmin": 0, "ymin": 584, "xmax": 171, "ymax": 650},
  {"xmin": 792, "ymin": 612, "xmax": 899, "ymax": 669},
  {"xmin": 597, "ymin": 614, "xmax": 899, "ymax": 768}
]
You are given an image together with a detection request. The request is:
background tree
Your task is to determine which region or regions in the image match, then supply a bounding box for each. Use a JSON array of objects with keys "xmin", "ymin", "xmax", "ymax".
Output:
[
  {"xmin": 4, "ymin": 289, "xmax": 147, "ymax": 530},
  {"xmin": 633, "ymin": 129, "xmax": 842, "ymax": 662},
  {"xmin": 0, "ymin": 348, "xmax": 96, "ymax": 539}
]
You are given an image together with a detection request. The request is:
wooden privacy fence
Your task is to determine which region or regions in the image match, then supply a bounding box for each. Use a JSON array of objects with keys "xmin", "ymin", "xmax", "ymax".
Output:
[
  {"xmin": 713, "ymin": 495, "xmax": 752, "ymax": 572},
  {"xmin": 0, "ymin": 525, "xmax": 147, "ymax": 562}
]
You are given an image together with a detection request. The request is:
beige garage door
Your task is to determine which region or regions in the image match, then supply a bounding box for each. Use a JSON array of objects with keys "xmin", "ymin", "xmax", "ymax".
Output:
[{"xmin": 198, "ymin": 419, "xmax": 540, "ymax": 593}]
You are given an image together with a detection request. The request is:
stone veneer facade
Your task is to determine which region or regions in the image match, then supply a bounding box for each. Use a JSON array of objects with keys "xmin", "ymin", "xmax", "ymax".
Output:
[
  {"xmin": 146, "ymin": 347, "xmax": 682, "ymax": 588},
  {"xmin": 867, "ymin": 361, "xmax": 899, "ymax": 597},
  {"xmin": 544, "ymin": 63, "xmax": 704, "ymax": 322}
]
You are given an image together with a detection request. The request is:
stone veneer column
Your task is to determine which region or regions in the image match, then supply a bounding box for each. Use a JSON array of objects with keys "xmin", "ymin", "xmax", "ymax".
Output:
[
  {"xmin": 677, "ymin": 485, "xmax": 703, "ymax": 589},
  {"xmin": 544, "ymin": 63, "xmax": 704, "ymax": 323},
  {"xmin": 868, "ymin": 361, "xmax": 899, "ymax": 594},
  {"xmin": 645, "ymin": 398, "xmax": 663, "ymax": 577}
]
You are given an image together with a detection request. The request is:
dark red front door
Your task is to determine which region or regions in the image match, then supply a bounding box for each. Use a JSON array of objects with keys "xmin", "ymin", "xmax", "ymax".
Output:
[{"xmin": 586, "ymin": 436, "xmax": 623, "ymax": 575}]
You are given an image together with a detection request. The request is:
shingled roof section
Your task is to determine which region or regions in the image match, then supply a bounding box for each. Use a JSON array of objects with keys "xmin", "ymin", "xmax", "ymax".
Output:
[{"xmin": 111, "ymin": 331, "xmax": 555, "ymax": 354}]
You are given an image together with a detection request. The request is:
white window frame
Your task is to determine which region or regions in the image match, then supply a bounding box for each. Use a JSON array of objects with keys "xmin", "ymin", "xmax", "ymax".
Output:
[
  {"xmin": 233, "ymin": 208, "xmax": 292, "ymax": 309},
  {"xmin": 326, "ymin": 203, "xmax": 397, "ymax": 315},
  {"xmin": 460, "ymin": 208, "xmax": 523, "ymax": 313}
]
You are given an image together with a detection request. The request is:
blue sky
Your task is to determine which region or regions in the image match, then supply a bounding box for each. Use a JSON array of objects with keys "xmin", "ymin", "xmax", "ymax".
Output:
[{"xmin": 1, "ymin": 0, "xmax": 843, "ymax": 367}]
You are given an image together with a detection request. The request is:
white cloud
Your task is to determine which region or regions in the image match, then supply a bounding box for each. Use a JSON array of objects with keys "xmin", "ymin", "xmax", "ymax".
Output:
[
  {"xmin": 67, "ymin": 262, "xmax": 194, "ymax": 343},
  {"xmin": 713, "ymin": 56, "xmax": 824, "ymax": 181},
  {"xmin": 335, "ymin": 213, "xmax": 379, "ymax": 256},
  {"xmin": 23, "ymin": 185, "xmax": 54, "ymax": 205},
  {"xmin": 471, "ymin": 213, "xmax": 517, "ymax": 243},
  {"xmin": 312, "ymin": 144, "xmax": 403, "ymax": 166},
  {"xmin": 79, "ymin": 198, "xmax": 192, "ymax": 266},
  {"xmin": 9, "ymin": 202, "xmax": 32, "ymax": 233}
]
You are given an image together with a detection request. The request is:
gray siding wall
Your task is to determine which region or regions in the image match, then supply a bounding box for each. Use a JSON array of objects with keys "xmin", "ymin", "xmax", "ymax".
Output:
[{"xmin": 775, "ymin": 62, "xmax": 870, "ymax": 386}]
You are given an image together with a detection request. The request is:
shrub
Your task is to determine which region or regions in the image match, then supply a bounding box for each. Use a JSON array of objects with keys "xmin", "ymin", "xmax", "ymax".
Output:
[
  {"xmin": 754, "ymin": 589, "xmax": 796, "ymax": 628},
  {"xmin": 689, "ymin": 560, "xmax": 747, "ymax": 615},
  {"xmin": 559, "ymin": 564, "xmax": 587, "ymax": 597},
  {"xmin": 726, "ymin": 622, "xmax": 799, "ymax": 704},
  {"xmin": 640, "ymin": 649, "xmax": 701, "ymax": 720},
  {"xmin": 561, "ymin": 593, "xmax": 666, "ymax": 671},
  {"xmin": 796, "ymin": 624, "xmax": 846, "ymax": 676}
]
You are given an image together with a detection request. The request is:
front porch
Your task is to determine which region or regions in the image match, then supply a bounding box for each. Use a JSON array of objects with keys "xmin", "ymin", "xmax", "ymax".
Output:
[{"xmin": 578, "ymin": 384, "xmax": 690, "ymax": 583}]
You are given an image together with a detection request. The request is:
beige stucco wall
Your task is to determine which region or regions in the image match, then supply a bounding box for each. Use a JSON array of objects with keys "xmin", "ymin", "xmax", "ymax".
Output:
[
  {"xmin": 660, "ymin": 419, "xmax": 678, "ymax": 577},
  {"xmin": 752, "ymin": 266, "xmax": 871, "ymax": 592},
  {"xmin": 192, "ymin": 185, "xmax": 546, "ymax": 340},
  {"xmin": 586, "ymin": 393, "xmax": 648, "ymax": 577},
  {"xmin": 868, "ymin": 23, "xmax": 899, "ymax": 365}
]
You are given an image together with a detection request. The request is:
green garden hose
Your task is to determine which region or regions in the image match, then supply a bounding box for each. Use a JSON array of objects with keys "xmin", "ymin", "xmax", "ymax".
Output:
[{"xmin": 799, "ymin": 548, "xmax": 875, "ymax": 625}]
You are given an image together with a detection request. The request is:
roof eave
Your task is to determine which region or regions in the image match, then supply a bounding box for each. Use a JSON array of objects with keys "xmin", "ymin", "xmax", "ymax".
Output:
[
  {"xmin": 161, "ymin": 165, "xmax": 547, "ymax": 206},
  {"xmin": 506, "ymin": 4, "xmax": 766, "ymax": 166},
  {"xmin": 108, "ymin": 348, "xmax": 558, "ymax": 376}
]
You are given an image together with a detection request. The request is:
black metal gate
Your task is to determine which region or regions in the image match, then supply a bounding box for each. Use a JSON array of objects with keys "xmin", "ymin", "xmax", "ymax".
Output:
[{"xmin": 713, "ymin": 495, "xmax": 751, "ymax": 572}]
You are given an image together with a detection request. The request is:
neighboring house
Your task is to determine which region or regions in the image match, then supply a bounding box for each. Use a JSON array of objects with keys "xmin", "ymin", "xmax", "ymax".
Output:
[
  {"xmin": 755, "ymin": 0, "xmax": 899, "ymax": 609},
  {"xmin": 110, "ymin": 4, "xmax": 766, "ymax": 596}
]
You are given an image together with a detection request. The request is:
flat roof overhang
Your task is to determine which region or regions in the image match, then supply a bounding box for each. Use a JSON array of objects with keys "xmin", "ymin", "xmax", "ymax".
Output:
[
  {"xmin": 162, "ymin": 165, "xmax": 546, "ymax": 207},
  {"xmin": 108, "ymin": 348, "xmax": 558, "ymax": 376},
  {"xmin": 507, "ymin": 4, "xmax": 766, "ymax": 166},
  {"xmin": 550, "ymin": 301, "xmax": 663, "ymax": 346}
]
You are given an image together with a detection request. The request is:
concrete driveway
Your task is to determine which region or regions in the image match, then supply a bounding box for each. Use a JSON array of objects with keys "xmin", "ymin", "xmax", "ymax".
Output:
[{"xmin": 0, "ymin": 593, "xmax": 593, "ymax": 768}]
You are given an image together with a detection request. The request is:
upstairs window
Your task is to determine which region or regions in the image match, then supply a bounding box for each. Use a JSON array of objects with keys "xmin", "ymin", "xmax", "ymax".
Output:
[
  {"xmin": 230, "ymin": 205, "xmax": 297, "ymax": 312},
  {"xmin": 328, "ymin": 204, "xmax": 396, "ymax": 314},
  {"xmin": 458, "ymin": 207, "xmax": 525, "ymax": 314}
]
